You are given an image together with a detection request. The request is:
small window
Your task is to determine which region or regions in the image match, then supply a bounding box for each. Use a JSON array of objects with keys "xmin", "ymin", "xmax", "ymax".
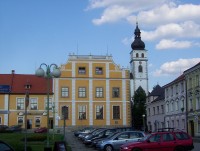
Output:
[
  {"xmin": 62, "ymin": 106, "xmax": 69, "ymax": 119},
  {"xmin": 138, "ymin": 65, "xmax": 143, "ymax": 73},
  {"xmin": 141, "ymin": 53, "xmax": 144, "ymax": 58},
  {"xmin": 45, "ymin": 98, "xmax": 52, "ymax": 110},
  {"xmin": 61, "ymin": 87, "xmax": 69, "ymax": 97},
  {"xmin": 78, "ymin": 87, "xmax": 86, "ymax": 98},
  {"xmin": 96, "ymin": 105, "xmax": 103, "ymax": 119},
  {"xmin": 96, "ymin": 87, "xmax": 103, "ymax": 98},
  {"xmin": 18, "ymin": 117, "xmax": 23, "ymax": 126},
  {"xmin": 78, "ymin": 67, "xmax": 86, "ymax": 74},
  {"xmin": 112, "ymin": 87, "xmax": 120, "ymax": 98},
  {"xmin": 30, "ymin": 98, "xmax": 38, "ymax": 110},
  {"xmin": 35, "ymin": 117, "xmax": 41, "ymax": 127},
  {"xmin": 17, "ymin": 98, "xmax": 24, "ymax": 110},
  {"xmin": 113, "ymin": 106, "xmax": 120, "ymax": 119},
  {"xmin": 95, "ymin": 67, "xmax": 103, "ymax": 75},
  {"xmin": 79, "ymin": 105, "xmax": 86, "ymax": 120},
  {"xmin": 136, "ymin": 53, "xmax": 139, "ymax": 57}
]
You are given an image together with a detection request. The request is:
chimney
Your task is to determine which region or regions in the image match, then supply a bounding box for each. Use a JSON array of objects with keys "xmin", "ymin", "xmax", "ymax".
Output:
[{"xmin": 11, "ymin": 70, "xmax": 15, "ymax": 74}]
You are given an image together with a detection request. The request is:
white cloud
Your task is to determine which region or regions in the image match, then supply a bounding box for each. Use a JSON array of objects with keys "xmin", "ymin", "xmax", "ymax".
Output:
[
  {"xmin": 87, "ymin": 0, "xmax": 167, "ymax": 25},
  {"xmin": 92, "ymin": 5, "xmax": 132, "ymax": 25},
  {"xmin": 153, "ymin": 58, "xmax": 200, "ymax": 77},
  {"xmin": 142, "ymin": 21, "xmax": 200, "ymax": 41},
  {"xmin": 127, "ymin": 3, "xmax": 200, "ymax": 25},
  {"xmin": 156, "ymin": 39, "xmax": 192, "ymax": 50}
]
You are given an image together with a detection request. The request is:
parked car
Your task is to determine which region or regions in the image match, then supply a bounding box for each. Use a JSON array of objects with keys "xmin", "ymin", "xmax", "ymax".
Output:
[
  {"xmin": 84, "ymin": 128, "xmax": 116, "ymax": 145},
  {"xmin": 120, "ymin": 129, "xmax": 194, "ymax": 151},
  {"xmin": 96, "ymin": 131, "xmax": 145, "ymax": 151},
  {"xmin": 92, "ymin": 127, "xmax": 136, "ymax": 148},
  {"xmin": 78, "ymin": 128, "xmax": 106, "ymax": 141},
  {"xmin": 6, "ymin": 125, "xmax": 22, "ymax": 132},
  {"xmin": 0, "ymin": 140, "xmax": 15, "ymax": 151},
  {"xmin": 74, "ymin": 127, "xmax": 94, "ymax": 137},
  {"xmin": 34, "ymin": 127, "xmax": 47, "ymax": 133},
  {"xmin": 0, "ymin": 125, "xmax": 9, "ymax": 133}
]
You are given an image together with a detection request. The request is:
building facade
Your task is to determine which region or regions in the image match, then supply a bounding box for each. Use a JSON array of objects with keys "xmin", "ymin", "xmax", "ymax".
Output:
[
  {"xmin": 0, "ymin": 71, "xmax": 54, "ymax": 129},
  {"xmin": 163, "ymin": 75, "xmax": 187, "ymax": 132},
  {"xmin": 130, "ymin": 23, "xmax": 148, "ymax": 98},
  {"xmin": 184, "ymin": 62, "xmax": 200, "ymax": 137},
  {"xmin": 146, "ymin": 85, "xmax": 165, "ymax": 132},
  {"xmin": 53, "ymin": 54, "xmax": 131, "ymax": 127}
]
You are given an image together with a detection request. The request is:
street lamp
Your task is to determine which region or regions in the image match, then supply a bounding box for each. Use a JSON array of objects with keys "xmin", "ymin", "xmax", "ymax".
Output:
[
  {"xmin": 35, "ymin": 63, "xmax": 61, "ymax": 151},
  {"xmin": 142, "ymin": 114, "xmax": 146, "ymax": 132}
]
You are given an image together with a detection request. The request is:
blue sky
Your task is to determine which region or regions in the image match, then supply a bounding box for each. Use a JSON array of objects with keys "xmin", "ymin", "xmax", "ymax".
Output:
[{"xmin": 0, "ymin": 0, "xmax": 200, "ymax": 91}]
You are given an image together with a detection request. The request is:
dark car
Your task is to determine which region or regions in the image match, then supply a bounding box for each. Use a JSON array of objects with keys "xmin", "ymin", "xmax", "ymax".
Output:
[
  {"xmin": 78, "ymin": 128, "xmax": 106, "ymax": 141},
  {"xmin": 74, "ymin": 127, "xmax": 94, "ymax": 137},
  {"xmin": 0, "ymin": 125, "xmax": 9, "ymax": 133},
  {"xmin": 83, "ymin": 128, "xmax": 116, "ymax": 145},
  {"xmin": 120, "ymin": 129, "xmax": 194, "ymax": 151},
  {"xmin": 0, "ymin": 140, "xmax": 15, "ymax": 151},
  {"xmin": 6, "ymin": 125, "xmax": 22, "ymax": 132},
  {"xmin": 34, "ymin": 127, "xmax": 47, "ymax": 133}
]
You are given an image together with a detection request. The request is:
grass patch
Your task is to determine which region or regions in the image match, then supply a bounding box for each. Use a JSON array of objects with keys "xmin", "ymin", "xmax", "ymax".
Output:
[{"xmin": 0, "ymin": 133, "xmax": 64, "ymax": 151}]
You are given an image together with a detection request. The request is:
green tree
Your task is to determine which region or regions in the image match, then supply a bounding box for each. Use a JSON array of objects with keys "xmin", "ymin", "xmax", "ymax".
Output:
[{"xmin": 132, "ymin": 86, "xmax": 146, "ymax": 130}]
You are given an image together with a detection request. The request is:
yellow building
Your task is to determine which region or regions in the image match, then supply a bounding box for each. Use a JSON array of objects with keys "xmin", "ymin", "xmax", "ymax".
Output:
[{"xmin": 53, "ymin": 54, "xmax": 131, "ymax": 127}]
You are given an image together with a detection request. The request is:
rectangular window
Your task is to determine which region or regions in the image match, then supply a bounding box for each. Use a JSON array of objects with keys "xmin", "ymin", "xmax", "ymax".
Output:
[
  {"xmin": 161, "ymin": 105, "xmax": 164, "ymax": 114},
  {"xmin": 196, "ymin": 75, "xmax": 199, "ymax": 87},
  {"xmin": 30, "ymin": 98, "xmax": 38, "ymax": 110},
  {"xmin": 45, "ymin": 98, "xmax": 52, "ymax": 110},
  {"xmin": 153, "ymin": 107, "xmax": 155, "ymax": 115},
  {"xmin": 61, "ymin": 87, "xmax": 69, "ymax": 97},
  {"xmin": 78, "ymin": 87, "xmax": 86, "ymax": 98},
  {"xmin": 18, "ymin": 117, "xmax": 23, "ymax": 126},
  {"xmin": 190, "ymin": 99, "xmax": 193, "ymax": 111},
  {"xmin": 189, "ymin": 78, "xmax": 192, "ymax": 89},
  {"xmin": 171, "ymin": 87, "xmax": 173, "ymax": 96},
  {"xmin": 182, "ymin": 119, "xmax": 185, "ymax": 130},
  {"xmin": 113, "ymin": 106, "xmax": 120, "ymax": 119},
  {"xmin": 35, "ymin": 117, "xmax": 41, "ymax": 127},
  {"xmin": 17, "ymin": 98, "xmax": 24, "ymax": 110},
  {"xmin": 197, "ymin": 97, "xmax": 200, "ymax": 110},
  {"xmin": 96, "ymin": 87, "xmax": 103, "ymax": 98},
  {"xmin": 112, "ymin": 87, "xmax": 120, "ymax": 98},
  {"xmin": 181, "ymin": 82, "xmax": 184, "ymax": 92},
  {"xmin": 78, "ymin": 67, "xmax": 86, "ymax": 74},
  {"xmin": 95, "ymin": 67, "xmax": 103, "ymax": 75},
  {"xmin": 62, "ymin": 106, "xmax": 69, "ymax": 119},
  {"xmin": 79, "ymin": 105, "xmax": 86, "ymax": 120},
  {"xmin": 96, "ymin": 105, "xmax": 103, "ymax": 119},
  {"xmin": 0, "ymin": 117, "xmax": 1, "ymax": 124},
  {"xmin": 166, "ymin": 89, "xmax": 169, "ymax": 98},
  {"xmin": 148, "ymin": 108, "xmax": 150, "ymax": 116},
  {"xmin": 176, "ymin": 85, "xmax": 178, "ymax": 94},
  {"xmin": 157, "ymin": 106, "xmax": 159, "ymax": 114}
]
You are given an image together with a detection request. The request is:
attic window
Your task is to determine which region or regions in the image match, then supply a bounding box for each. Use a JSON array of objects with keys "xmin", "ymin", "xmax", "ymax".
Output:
[{"xmin": 25, "ymin": 84, "xmax": 31, "ymax": 89}]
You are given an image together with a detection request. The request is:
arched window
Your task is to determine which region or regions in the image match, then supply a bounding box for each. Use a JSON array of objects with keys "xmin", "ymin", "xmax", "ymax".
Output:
[
  {"xmin": 141, "ymin": 53, "xmax": 144, "ymax": 58},
  {"xmin": 136, "ymin": 53, "xmax": 139, "ymax": 58},
  {"xmin": 138, "ymin": 65, "xmax": 143, "ymax": 73}
]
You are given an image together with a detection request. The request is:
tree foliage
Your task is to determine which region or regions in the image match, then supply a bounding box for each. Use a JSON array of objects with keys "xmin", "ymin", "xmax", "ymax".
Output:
[{"xmin": 132, "ymin": 86, "xmax": 146, "ymax": 130}]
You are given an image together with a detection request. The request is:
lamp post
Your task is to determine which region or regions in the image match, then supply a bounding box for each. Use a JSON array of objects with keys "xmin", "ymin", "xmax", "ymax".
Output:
[
  {"xmin": 35, "ymin": 63, "xmax": 61, "ymax": 151},
  {"xmin": 142, "ymin": 114, "xmax": 146, "ymax": 132}
]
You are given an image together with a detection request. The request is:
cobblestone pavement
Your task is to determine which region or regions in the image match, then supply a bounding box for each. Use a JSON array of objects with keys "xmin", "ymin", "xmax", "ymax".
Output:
[{"xmin": 65, "ymin": 131, "xmax": 96, "ymax": 151}]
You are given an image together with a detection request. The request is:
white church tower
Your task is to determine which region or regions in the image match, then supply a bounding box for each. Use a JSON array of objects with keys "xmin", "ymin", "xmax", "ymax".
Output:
[{"xmin": 130, "ymin": 22, "xmax": 148, "ymax": 98}]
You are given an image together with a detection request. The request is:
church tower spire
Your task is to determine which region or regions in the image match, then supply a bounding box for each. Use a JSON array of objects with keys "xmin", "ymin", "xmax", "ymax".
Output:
[{"xmin": 130, "ymin": 22, "xmax": 148, "ymax": 98}]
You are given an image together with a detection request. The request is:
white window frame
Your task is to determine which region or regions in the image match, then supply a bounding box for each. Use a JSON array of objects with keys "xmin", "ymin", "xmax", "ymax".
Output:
[
  {"xmin": 17, "ymin": 98, "xmax": 25, "ymax": 110},
  {"xmin": 61, "ymin": 87, "xmax": 69, "ymax": 97},
  {"xmin": 30, "ymin": 98, "xmax": 38, "ymax": 110}
]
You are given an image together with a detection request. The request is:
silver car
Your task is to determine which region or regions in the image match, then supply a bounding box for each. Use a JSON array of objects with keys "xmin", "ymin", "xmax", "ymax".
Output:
[{"xmin": 96, "ymin": 131, "xmax": 145, "ymax": 151}]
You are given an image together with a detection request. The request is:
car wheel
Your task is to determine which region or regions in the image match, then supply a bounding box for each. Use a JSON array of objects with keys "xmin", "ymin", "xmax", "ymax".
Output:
[
  {"xmin": 174, "ymin": 146, "xmax": 185, "ymax": 151},
  {"xmin": 132, "ymin": 148, "xmax": 141, "ymax": 151},
  {"xmin": 104, "ymin": 145, "xmax": 113, "ymax": 151}
]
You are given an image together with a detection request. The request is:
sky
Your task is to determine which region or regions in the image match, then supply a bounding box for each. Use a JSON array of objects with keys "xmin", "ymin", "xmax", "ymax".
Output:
[{"xmin": 0, "ymin": 0, "xmax": 200, "ymax": 91}]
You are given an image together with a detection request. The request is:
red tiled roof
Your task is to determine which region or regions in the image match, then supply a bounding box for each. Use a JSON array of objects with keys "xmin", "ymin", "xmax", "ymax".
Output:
[{"xmin": 0, "ymin": 74, "xmax": 53, "ymax": 94}]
